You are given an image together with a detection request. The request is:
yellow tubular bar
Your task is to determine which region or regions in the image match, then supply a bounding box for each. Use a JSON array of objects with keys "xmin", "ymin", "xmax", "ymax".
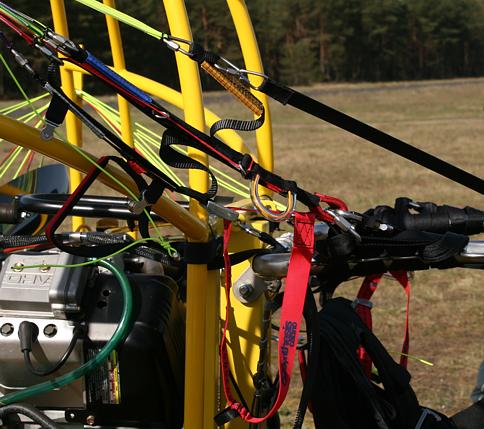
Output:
[
  {"xmin": 62, "ymin": 62, "xmax": 251, "ymax": 155},
  {"xmin": 226, "ymin": 0, "xmax": 273, "ymax": 173},
  {"xmin": 162, "ymin": 2, "xmax": 217, "ymax": 429},
  {"xmin": 0, "ymin": 116, "xmax": 209, "ymax": 241},
  {"xmin": 103, "ymin": 0, "xmax": 135, "ymax": 149},
  {"xmin": 49, "ymin": 0, "xmax": 85, "ymax": 231},
  {"xmin": 215, "ymin": 3, "xmax": 273, "ymax": 428}
]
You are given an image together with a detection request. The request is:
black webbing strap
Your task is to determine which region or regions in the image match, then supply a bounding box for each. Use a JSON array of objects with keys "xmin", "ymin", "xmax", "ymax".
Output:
[
  {"xmin": 209, "ymin": 109, "xmax": 265, "ymax": 138},
  {"xmin": 184, "ymin": 239, "xmax": 222, "ymax": 265},
  {"xmin": 160, "ymin": 129, "xmax": 218, "ymax": 203},
  {"xmin": 293, "ymin": 290, "xmax": 320, "ymax": 429},
  {"xmin": 152, "ymin": 110, "xmax": 320, "ymax": 208},
  {"xmin": 259, "ymin": 78, "xmax": 484, "ymax": 195},
  {"xmin": 188, "ymin": 42, "xmax": 267, "ymax": 137},
  {"xmin": 184, "ymin": 239, "xmax": 270, "ymax": 269}
]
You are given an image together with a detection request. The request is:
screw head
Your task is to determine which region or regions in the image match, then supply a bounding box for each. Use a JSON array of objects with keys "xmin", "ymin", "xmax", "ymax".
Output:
[
  {"xmin": 0, "ymin": 323, "xmax": 14, "ymax": 337},
  {"xmin": 43, "ymin": 324, "xmax": 57, "ymax": 338},
  {"xmin": 86, "ymin": 415, "xmax": 95, "ymax": 426}
]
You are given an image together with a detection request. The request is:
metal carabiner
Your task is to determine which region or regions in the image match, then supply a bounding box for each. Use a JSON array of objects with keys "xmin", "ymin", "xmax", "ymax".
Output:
[
  {"xmin": 161, "ymin": 35, "xmax": 193, "ymax": 58},
  {"xmin": 212, "ymin": 57, "xmax": 268, "ymax": 90},
  {"xmin": 250, "ymin": 174, "xmax": 296, "ymax": 223}
]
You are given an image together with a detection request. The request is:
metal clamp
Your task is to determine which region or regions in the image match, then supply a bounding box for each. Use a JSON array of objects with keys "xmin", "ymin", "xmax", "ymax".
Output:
[
  {"xmin": 250, "ymin": 174, "xmax": 296, "ymax": 223},
  {"xmin": 128, "ymin": 191, "xmax": 150, "ymax": 216},
  {"xmin": 204, "ymin": 200, "xmax": 239, "ymax": 222},
  {"xmin": 44, "ymin": 30, "xmax": 79, "ymax": 56}
]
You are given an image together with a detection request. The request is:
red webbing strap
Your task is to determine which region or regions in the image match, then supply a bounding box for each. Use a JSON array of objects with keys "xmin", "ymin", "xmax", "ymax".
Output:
[
  {"xmin": 391, "ymin": 270, "xmax": 411, "ymax": 368},
  {"xmin": 355, "ymin": 274, "xmax": 384, "ymax": 376},
  {"xmin": 219, "ymin": 212, "xmax": 315, "ymax": 424},
  {"xmin": 355, "ymin": 271, "xmax": 411, "ymax": 374}
]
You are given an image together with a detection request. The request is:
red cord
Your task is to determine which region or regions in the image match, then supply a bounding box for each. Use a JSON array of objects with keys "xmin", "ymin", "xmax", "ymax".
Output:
[
  {"xmin": 3, "ymin": 243, "xmax": 52, "ymax": 253},
  {"xmin": 0, "ymin": 12, "xmax": 33, "ymax": 44}
]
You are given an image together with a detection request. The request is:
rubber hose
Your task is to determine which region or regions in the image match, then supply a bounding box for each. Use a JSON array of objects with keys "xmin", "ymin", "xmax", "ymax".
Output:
[
  {"xmin": 0, "ymin": 259, "xmax": 133, "ymax": 405},
  {"xmin": 0, "ymin": 403, "xmax": 62, "ymax": 429}
]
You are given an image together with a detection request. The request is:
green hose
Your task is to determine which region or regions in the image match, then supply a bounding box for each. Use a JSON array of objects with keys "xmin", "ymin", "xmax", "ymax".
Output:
[{"xmin": 0, "ymin": 259, "xmax": 133, "ymax": 406}]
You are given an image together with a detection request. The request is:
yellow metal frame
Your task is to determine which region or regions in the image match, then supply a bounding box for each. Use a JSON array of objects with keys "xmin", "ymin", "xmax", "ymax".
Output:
[
  {"xmin": 49, "ymin": 0, "xmax": 85, "ymax": 231},
  {"xmin": 1, "ymin": 1, "xmax": 273, "ymax": 428}
]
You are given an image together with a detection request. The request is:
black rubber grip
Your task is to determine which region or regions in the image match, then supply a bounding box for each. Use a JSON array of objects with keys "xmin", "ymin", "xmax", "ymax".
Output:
[
  {"xmin": 371, "ymin": 198, "xmax": 484, "ymax": 235},
  {"xmin": 0, "ymin": 200, "xmax": 20, "ymax": 224}
]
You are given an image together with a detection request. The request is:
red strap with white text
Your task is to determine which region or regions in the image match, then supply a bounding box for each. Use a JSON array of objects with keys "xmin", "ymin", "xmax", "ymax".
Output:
[{"xmin": 217, "ymin": 212, "xmax": 315, "ymax": 424}]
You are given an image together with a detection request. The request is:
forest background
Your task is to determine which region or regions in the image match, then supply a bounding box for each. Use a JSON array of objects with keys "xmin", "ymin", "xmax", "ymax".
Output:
[{"xmin": 2, "ymin": 0, "xmax": 484, "ymax": 97}]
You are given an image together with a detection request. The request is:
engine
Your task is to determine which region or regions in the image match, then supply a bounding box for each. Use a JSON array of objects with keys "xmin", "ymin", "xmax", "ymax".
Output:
[{"xmin": 0, "ymin": 251, "xmax": 185, "ymax": 428}]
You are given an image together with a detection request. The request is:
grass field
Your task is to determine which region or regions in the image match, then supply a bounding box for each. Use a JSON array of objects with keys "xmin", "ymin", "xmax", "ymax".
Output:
[
  {"xmin": 1, "ymin": 77, "xmax": 484, "ymax": 427},
  {"xmin": 205, "ymin": 78, "xmax": 484, "ymax": 427}
]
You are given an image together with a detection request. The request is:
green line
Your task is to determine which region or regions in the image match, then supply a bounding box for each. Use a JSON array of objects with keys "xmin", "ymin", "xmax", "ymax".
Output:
[
  {"xmin": 12, "ymin": 149, "xmax": 31, "ymax": 179},
  {"xmin": 74, "ymin": 0, "xmax": 165, "ymax": 39},
  {"xmin": 0, "ymin": 54, "xmax": 174, "ymax": 255},
  {"xmin": 0, "ymin": 3, "xmax": 45, "ymax": 35},
  {"xmin": 0, "ymin": 93, "xmax": 49, "ymax": 115},
  {"xmin": 13, "ymin": 237, "xmax": 167, "ymax": 270},
  {"xmin": 81, "ymin": 90, "xmax": 251, "ymax": 198},
  {"xmin": 0, "ymin": 146, "xmax": 23, "ymax": 179}
]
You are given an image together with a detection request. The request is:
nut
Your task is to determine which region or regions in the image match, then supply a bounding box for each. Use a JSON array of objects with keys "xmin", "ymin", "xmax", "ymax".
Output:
[
  {"xmin": 43, "ymin": 324, "xmax": 58, "ymax": 338},
  {"xmin": 238, "ymin": 283, "xmax": 254, "ymax": 299}
]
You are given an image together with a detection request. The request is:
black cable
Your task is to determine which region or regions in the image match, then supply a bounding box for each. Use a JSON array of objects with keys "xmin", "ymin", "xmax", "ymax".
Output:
[
  {"xmin": 229, "ymin": 369, "xmax": 251, "ymax": 411},
  {"xmin": 0, "ymin": 403, "xmax": 62, "ymax": 429},
  {"xmin": 22, "ymin": 325, "xmax": 84, "ymax": 377}
]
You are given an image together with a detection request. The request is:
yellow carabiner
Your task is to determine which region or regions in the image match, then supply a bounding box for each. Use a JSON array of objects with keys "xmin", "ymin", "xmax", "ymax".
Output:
[{"xmin": 250, "ymin": 174, "xmax": 297, "ymax": 222}]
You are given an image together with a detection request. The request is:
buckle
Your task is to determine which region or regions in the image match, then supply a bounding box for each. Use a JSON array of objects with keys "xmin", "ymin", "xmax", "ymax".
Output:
[{"xmin": 352, "ymin": 298, "xmax": 373, "ymax": 309}]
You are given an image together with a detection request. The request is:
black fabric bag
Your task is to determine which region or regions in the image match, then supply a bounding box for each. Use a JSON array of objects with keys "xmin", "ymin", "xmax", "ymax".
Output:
[{"xmin": 311, "ymin": 298, "xmax": 457, "ymax": 429}]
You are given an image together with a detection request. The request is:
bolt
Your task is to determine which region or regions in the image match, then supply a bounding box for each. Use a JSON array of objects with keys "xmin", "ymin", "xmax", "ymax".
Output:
[
  {"xmin": 86, "ymin": 415, "xmax": 95, "ymax": 426},
  {"xmin": 43, "ymin": 324, "xmax": 58, "ymax": 338},
  {"xmin": 238, "ymin": 283, "xmax": 254, "ymax": 299},
  {"xmin": 0, "ymin": 323, "xmax": 14, "ymax": 337},
  {"xmin": 12, "ymin": 262, "xmax": 24, "ymax": 272}
]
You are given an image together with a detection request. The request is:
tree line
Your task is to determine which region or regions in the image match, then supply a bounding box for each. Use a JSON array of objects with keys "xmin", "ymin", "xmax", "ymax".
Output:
[{"xmin": 1, "ymin": 0, "xmax": 484, "ymax": 97}]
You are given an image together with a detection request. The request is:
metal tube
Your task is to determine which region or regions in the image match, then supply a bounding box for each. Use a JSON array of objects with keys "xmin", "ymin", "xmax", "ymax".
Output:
[
  {"xmin": 62, "ymin": 61, "xmax": 251, "ymax": 155},
  {"xmin": 0, "ymin": 115, "xmax": 209, "ymax": 241},
  {"xmin": 103, "ymin": 0, "xmax": 135, "ymax": 149},
  {"xmin": 49, "ymin": 0, "xmax": 85, "ymax": 231},
  {"xmin": 162, "ymin": 2, "xmax": 217, "ymax": 428},
  {"xmin": 226, "ymin": 0, "xmax": 273, "ymax": 173}
]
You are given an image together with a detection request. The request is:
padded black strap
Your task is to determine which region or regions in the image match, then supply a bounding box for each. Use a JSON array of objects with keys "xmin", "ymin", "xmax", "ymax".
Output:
[{"xmin": 259, "ymin": 78, "xmax": 484, "ymax": 196}]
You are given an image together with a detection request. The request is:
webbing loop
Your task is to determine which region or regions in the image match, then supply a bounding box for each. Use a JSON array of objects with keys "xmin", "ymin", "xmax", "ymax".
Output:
[{"xmin": 219, "ymin": 213, "xmax": 315, "ymax": 424}]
